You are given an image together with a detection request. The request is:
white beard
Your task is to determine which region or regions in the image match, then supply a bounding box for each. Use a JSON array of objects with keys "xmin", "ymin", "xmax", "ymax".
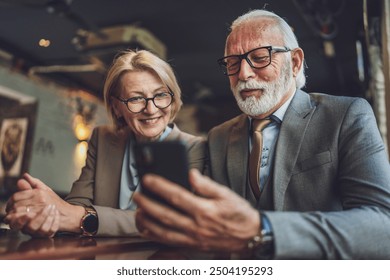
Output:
[{"xmin": 231, "ymin": 59, "xmax": 293, "ymax": 117}]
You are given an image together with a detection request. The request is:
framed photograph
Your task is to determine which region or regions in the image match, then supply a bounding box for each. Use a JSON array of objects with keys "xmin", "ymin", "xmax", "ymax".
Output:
[
  {"xmin": 0, "ymin": 118, "xmax": 28, "ymax": 177},
  {"xmin": 0, "ymin": 99, "xmax": 37, "ymax": 198}
]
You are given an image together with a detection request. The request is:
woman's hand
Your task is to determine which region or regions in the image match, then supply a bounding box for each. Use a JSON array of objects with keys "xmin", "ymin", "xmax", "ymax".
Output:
[
  {"xmin": 4, "ymin": 173, "xmax": 85, "ymax": 237},
  {"xmin": 5, "ymin": 204, "xmax": 60, "ymax": 238}
]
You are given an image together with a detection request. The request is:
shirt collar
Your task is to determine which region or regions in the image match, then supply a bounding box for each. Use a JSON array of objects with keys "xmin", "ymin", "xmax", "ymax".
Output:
[
  {"xmin": 248, "ymin": 90, "xmax": 296, "ymax": 124},
  {"xmin": 272, "ymin": 90, "xmax": 295, "ymax": 122},
  {"xmin": 158, "ymin": 124, "xmax": 173, "ymax": 141}
]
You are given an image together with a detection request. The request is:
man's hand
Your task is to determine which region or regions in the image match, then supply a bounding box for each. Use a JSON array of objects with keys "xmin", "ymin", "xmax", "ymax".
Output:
[{"xmin": 134, "ymin": 169, "xmax": 260, "ymax": 252}]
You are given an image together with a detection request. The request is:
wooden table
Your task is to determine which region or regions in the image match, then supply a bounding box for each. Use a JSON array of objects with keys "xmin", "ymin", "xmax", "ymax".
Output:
[
  {"xmin": 0, "ymin": 229, "xmax": 189, "ymax": 260},
  {"xmin": 0, "ymin": 228, "xmax": 222, "ymax": 260}
]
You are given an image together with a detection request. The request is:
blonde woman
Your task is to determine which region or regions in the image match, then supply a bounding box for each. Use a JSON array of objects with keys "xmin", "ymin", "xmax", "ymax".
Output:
[{"xmin": 5, "ymin": 49, "xmax": 205, "ymax": 237}]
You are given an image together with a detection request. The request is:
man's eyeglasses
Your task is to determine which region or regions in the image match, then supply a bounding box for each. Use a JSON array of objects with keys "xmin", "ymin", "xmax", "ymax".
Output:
[
  {"xmin": 217, "ymin": 46, "xmax": 291, "ymax": 76},
  {"xmin": 114, "ymin": 92, "xmax": 174, "ymax": 113}
]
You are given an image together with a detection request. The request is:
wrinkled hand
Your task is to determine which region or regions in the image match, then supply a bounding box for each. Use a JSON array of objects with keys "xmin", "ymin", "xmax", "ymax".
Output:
[
  {"xmin": 4, "ymin": 204, "xmax": 60, "ymax": 237},
  {"xmin": 133, "ymin": 169, "xmax": 260, "ymax": 252},
  {"xmin": 4, "ymin": 173, "xmax": 68, "ymax": 237}
]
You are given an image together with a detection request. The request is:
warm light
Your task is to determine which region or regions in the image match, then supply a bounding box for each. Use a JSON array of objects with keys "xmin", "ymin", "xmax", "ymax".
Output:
[
  {"xmin": 73, "ymin": 141, "xmax": 88, "ymax": 171},
  {"xmin": 73, "ymin": 114, "xmax": 92, "ymax": 141},
  {"xmin": 74, "ymin": 122, "xmax": 91, "ymax": 141},
  {"xmin": 39, "ymin": 39, "xmax": 51, "ymax": 47}
]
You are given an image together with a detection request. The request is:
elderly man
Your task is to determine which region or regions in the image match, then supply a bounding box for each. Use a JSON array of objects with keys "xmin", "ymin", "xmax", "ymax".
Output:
[{"xmin": 134, "ymin": 9, "xmax": 390, "ymax": 259}]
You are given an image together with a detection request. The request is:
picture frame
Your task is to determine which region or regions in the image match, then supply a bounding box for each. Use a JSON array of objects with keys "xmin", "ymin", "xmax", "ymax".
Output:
[{"xmin": 0, "ymin": 97, "xmax": 37, "ymax": 198}]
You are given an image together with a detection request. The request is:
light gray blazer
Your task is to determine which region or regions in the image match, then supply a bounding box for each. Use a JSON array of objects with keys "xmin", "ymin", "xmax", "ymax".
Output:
[
  {"xmin": 206, "ymin": 89, "xmax": 390, "ymax": 259},
  {"xmin": 65, "ymin": 123, "xmax": 206, "ymax": 236}
]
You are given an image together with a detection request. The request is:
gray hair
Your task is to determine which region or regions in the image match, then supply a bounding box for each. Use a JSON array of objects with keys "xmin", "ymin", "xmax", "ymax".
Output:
[{"xmin": 229, "ymin": 9, "xmax": 306, "ymax": 89}]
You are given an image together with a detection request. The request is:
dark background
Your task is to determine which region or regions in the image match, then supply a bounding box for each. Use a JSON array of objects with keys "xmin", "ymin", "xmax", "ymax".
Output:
[{"xmin": 0, "ymin": 0, "xmax": 382, "ymax": 131}]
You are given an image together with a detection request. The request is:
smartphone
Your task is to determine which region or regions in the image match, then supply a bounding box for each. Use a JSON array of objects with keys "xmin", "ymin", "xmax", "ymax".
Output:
[{"xmin": 134, "ymin": 141, "xmax": 191, "ymax": 202}]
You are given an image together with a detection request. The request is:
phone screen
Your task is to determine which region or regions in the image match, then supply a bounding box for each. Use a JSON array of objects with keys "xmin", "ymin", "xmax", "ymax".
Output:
[{"xmin": 134, "ymin": 141, "xmax": 191, "ymax": 202}]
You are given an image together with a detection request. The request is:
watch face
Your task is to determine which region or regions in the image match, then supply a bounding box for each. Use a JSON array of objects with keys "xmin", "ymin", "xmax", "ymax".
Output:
[{"xmin": 83, "ymin": 213, "xmax": 98, "ymax": 233}]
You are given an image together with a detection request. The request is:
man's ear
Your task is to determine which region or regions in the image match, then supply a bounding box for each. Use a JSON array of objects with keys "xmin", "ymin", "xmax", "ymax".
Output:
[{"xmin": 291, "ymin": 48, "xmax": 304, "ymax": 77}]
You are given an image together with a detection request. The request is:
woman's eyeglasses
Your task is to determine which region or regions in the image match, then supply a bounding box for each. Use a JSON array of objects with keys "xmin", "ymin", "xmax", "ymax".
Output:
[{"xmin": 114, "ymin": 92, "xmax": 174, "ymax": 113}]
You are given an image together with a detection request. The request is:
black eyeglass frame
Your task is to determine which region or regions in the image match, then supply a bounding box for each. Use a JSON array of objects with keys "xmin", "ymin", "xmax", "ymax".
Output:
[
  {"xmin": 217, "ymin": 46, "xmax": 291, "ymax": 76},
  {"xmin": 113, "ymin": 92, "xmax": 174, "ymax": 113}
]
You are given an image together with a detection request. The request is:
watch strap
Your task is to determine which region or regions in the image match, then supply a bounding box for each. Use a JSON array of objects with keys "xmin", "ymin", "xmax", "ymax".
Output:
[
  {"xmin": 248, "ymin": 213, "xmax": 274, "ymax": 259},
  {"xmin": 80, "ymin": 207, "xmax": 98, "ymax": 236}
]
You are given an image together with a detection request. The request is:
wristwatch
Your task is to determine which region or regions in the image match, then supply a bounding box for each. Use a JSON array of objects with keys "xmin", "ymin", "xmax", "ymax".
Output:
[
  {"xmin": 80, "ymin": 207, "xmax": 98, "ymax": 236},
  {"xmin": 247, "ymin": 213, "xmax": 274, "ymax": 259}
]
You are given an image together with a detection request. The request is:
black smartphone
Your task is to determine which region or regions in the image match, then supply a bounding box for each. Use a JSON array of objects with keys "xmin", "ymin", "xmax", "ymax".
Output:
[{"xmin": 134, "ymin": 141, "xmax": 191, "ymax": 202}]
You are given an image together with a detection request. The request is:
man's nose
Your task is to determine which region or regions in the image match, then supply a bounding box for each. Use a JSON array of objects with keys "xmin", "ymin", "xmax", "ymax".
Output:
[{"xmin": 237, "ymin": 58, "xmax": 255, "ymax": 81}]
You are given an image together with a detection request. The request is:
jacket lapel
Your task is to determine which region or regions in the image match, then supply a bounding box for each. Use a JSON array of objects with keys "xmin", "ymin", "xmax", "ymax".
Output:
[
  {"xmin": 273, "ymin": 90, "xmax": 316, "ymax": 210},
  {"xmin": 227, "ymin": 115, "xmax": 253, "ymax": 200},
  {"xmin": 99, "ymin": 127, "xmax": 130, "ymax": 207},
  {"xmin": 165, "ymin": 123, "xmax": 180, "ymax": 140}
]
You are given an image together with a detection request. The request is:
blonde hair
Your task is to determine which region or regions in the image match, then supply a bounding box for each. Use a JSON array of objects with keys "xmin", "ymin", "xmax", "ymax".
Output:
[{"xmin": 103, "ymin": 49, "xmax": 183, "ymax": 129}]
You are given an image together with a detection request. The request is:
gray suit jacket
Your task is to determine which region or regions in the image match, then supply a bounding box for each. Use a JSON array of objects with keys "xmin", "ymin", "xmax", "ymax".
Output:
[
  {"xmin": 65, "ymin": 123, "xmax": 206, "ymax": 236},
  {"xmin": 206, "ymin": 90, "xmax": 390, "ymax": 259}
]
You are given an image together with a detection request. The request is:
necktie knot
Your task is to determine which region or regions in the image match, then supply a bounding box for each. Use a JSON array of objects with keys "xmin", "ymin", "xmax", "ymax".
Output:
[{"xmin": 252, "ymin": 118, "xmax": 271, "ymax": 132}]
